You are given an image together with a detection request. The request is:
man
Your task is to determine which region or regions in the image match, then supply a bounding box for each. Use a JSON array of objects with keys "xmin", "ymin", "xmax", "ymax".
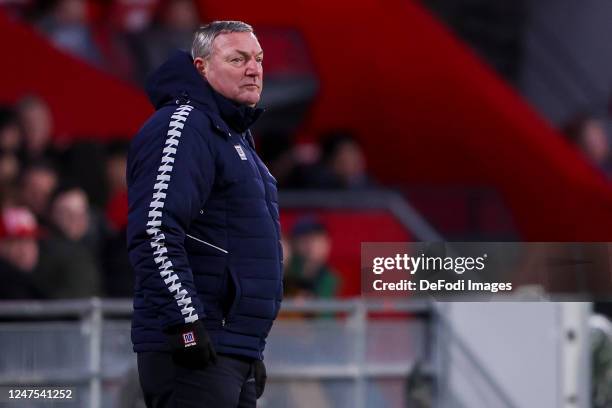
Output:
[
  {"xmin": 127, "ymin": 21, "xmax": 283, "ymax": 407},
  {"xmin": 36, "ymin": 186, "xmax": 102, "ymax": 299},
  {"xmin": 285, "ymin": 217, "xmax": 338, "ymax": 299},
  {"xmin": 0, "ymin": 206, "xmax": 44, "ymax": 299}
]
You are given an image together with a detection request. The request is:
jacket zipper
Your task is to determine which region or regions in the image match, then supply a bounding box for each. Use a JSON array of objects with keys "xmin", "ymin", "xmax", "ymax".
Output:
[{"xmin": 242, "ymin": 135, "xmax": 280, "ymax": 243}]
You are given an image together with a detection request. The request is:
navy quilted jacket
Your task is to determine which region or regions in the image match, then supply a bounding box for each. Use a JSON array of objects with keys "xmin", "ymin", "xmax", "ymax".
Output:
[{"xmin": 127, "ymin": 51, "xmax": 283, "ymax": 360}]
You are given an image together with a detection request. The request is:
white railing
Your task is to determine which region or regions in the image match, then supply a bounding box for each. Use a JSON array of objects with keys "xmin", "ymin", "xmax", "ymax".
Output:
[{"xmin": 0, "ymin": 298, "xmax": 433, "ymax": 408}]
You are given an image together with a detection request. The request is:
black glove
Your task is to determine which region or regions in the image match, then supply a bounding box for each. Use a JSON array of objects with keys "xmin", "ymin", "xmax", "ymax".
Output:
[
  {"xmin": 165, "ymin": 320, "xmax": 217, "ymax": 369},
  {"xmin": 254, "ymin": 360, "xmax": 267, "ymax": 398}
]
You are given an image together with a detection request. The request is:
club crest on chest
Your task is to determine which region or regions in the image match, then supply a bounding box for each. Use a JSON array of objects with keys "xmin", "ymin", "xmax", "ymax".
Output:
[{"xmin": 234, "ymin": 144, "xmax": 248, "ymax": 161}]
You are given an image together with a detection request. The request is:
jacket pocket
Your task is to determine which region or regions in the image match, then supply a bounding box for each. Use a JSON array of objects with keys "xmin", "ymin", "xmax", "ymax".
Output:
[
  {"xmin": 185, "ymin": 233, "xmax": 228, "ymax": 254},
  {"xmin": 223, "ymin": 266, "xmax": 242, "ymax": 323}
]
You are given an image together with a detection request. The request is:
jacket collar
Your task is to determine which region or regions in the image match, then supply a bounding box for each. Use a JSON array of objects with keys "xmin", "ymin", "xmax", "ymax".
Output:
[{"xmin": 211, "ymin": 86, "xmax": 264, "ymax": 134}]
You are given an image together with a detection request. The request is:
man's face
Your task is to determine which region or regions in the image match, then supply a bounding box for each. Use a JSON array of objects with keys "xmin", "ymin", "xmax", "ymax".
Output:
[
  {"xmin": 22, "ymin": 169, "xmax": 57, "ymax": 216},
  {"xmin": 0, "ymin": 238, "xmax": 38, "ymax": 272},
  {"xmin": 197, "ymin": 32, "xmax": 263, "ymax": 107},
  {"xmin": 51, "ymin": 189, "xmax": 90, "ymax": 241}
]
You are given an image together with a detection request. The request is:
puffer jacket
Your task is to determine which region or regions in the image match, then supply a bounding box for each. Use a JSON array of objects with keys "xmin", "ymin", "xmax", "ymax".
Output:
[{"xmin": 127, "ymin": 50, "xmax": 282, "ymax": 360}]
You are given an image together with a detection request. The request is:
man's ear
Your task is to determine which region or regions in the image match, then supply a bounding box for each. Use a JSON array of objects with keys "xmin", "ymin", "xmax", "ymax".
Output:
[{"xmin": 194, "ymin": 57, "xmax": 207, "ymax": 78}]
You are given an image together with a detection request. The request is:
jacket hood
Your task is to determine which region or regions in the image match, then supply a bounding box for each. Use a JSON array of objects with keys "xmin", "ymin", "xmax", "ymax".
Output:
[{"xmin": 145, "ymin": 50, "xmax": 214, "ymax": 111}]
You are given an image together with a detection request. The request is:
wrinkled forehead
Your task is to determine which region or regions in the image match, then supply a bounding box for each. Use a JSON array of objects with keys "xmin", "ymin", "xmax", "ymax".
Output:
[{"xmin": 212, "ymin": 31, "xmax": 263, "ymax": 56}]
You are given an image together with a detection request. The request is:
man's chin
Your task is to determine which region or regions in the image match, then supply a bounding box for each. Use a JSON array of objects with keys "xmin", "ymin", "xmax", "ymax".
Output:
[{"xmin": 240, "ymin": 96, "xmax": 261, "ymax": 107}]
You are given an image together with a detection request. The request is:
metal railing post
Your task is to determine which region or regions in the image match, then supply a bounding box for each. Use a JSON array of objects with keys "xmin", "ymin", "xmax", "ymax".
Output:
[
  {"xmin": 87, "ymin": 297, "xmax": 103, "ymax": 408},
  {"xmin": 560, "ymin": 302, "xmax": 591, "ymax": 408},
  {"xmin": 353, "ymin": 301, "xmax": 367, "ymax": 408}
]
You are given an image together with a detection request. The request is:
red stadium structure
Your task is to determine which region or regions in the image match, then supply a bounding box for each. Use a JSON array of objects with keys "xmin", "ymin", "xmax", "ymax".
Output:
[{"xmin": 0, "ymin": 11, "xmax": 152, "ymax": 140}]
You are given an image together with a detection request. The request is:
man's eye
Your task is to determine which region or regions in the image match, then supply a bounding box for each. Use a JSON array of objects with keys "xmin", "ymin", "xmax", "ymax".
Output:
[
  {"xmin": 231, "ymin": 58, "xmax": 243, "ymax": 63},
  {"xmin": 256, "ymin": 58, "xmax": 263, "ymax": 64}
]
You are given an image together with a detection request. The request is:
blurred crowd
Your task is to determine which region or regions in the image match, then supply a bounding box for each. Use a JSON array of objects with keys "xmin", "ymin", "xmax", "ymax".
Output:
[
  {"xmin": 2, "ymin": 0, "xmax": 201, "ymax": 85},
  {"xmin": 0, "ymin": 95, "xmax": 132, "ymax": 299}
]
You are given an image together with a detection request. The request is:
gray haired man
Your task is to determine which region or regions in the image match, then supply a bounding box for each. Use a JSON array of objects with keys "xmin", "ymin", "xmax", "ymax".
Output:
[{"xmin": 129, "ymin": 21, "xmax": 282, "ymax": 408}]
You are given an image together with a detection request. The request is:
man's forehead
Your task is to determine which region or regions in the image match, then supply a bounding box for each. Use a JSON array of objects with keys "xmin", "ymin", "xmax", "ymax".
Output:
[{"xmin": 213, "ymin": 32, "xmax": 263, "ymax": 54}]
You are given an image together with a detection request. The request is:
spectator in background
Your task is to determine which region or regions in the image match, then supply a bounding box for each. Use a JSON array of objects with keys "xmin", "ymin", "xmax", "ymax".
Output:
[
  {"xmin": 104, "ymin": 140, "xmax": 128, "ymax": 231},
  {"xmin": 0, "ymin": 207, "xmax": 44, "ymax": 299},
  {"xmin": 257, "ymin": 130, "xmax": 300, "ymax": 187},
  {"xmin": 102, "ymin": 141, "xmax": 133, "ymax": 298},
  {"xmin": 35, "ymin": 185, "xmax": 101, "ymax": 298},
  {"xmin": 280, "ymin": 232, "xmax": 292, "ymax": 272},
  {"xmin": 0, "ymin": 154, "xmax": 19, "ymax": 194},
  {"xmin": 0, "ymin": 107, "xmax": 22, "ymax": 155},
  {"xmin": 19, "ymin": 162, "xmax": 58, "ymax": 226},
  {"xmin": 0, "ymin": 108, "xmax": 22, "ymax": 200},
  {"xmin": 257, "ymin": 130, "xmax": 331, "ymax": 189},
  {"xmin": 563, "ymin": 114, "xmax": 612, "ymax": 178},
  {"xmin": 322, "ymin": 131, "xmax": 373, "ymax": 188},
  {"xmin": 91, "ymin": 1, "xmax": 147, "ymax": 83},
  {"xmin": 59, "ymin": 140, "xmax": 108, "ymax": 208},
  {"xmin": 132, "ymin": 0, "xmax": 200, "ymax": 81},
  {"xmin": 36, "ymin": 0, "xmax": 103, "ymax": 66},
  {"xmin": 109, "ymin": 0, "xmax": 157, "ymax": 33},
  {"xmin": 88, "ymin": 0, "xmax": 159, "ymax": 83},
  {"xmin": 303, "ymin": 131, "xmax": 375, "ymax": 189},
  {"xmin": 15, "ymin": 95, "xmax": 58, "ymax": 165},
  {"xmin": 285, "ymin": 217, "xmax": 338, "ymax": 298}
]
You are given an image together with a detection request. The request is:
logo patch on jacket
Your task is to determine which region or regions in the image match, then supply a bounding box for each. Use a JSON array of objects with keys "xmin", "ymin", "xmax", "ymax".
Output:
[
  {"xmin": 234, "ymin": 145, "xmax": 247, "ymax": 161},
  {"xmin": 182, "ymin": 331, "xmax": 196, "ymax": 347}
]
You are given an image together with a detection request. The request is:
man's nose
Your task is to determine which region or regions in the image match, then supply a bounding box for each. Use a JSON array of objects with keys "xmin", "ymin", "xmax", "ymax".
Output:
[{"xmin": 245, "ymin": 58, "xmax": 262, "ymax": 76}]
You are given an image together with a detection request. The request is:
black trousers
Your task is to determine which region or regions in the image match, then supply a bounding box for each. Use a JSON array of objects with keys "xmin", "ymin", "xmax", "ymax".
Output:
[{"xmin": 137, "ymin": 352, "xmax": 257, "ymax": 408}]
